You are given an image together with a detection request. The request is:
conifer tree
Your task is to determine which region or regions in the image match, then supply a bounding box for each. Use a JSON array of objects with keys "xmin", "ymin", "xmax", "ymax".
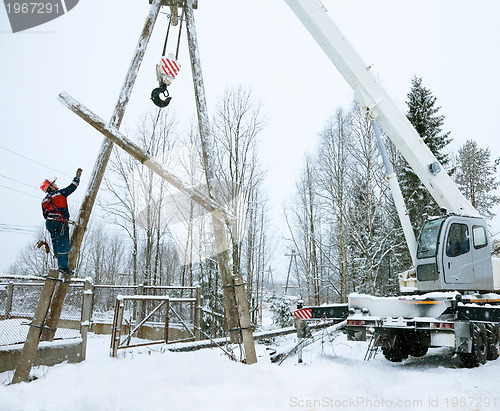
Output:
[
  {"xmin": 398, "ymin": 76, "xmax": 452, "ymax": 232},
  {"xmin": 455, "ymin": 139, "xmax": 500, "ymax": 218}
]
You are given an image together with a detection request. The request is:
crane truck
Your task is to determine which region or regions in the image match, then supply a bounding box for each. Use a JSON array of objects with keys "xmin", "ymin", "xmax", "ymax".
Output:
[{"xmin": 285, "ymin": 0, "xmax": 500, "ymax": 367}]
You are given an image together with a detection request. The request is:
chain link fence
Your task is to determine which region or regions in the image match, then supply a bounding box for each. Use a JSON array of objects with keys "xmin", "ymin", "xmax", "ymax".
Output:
[
  {"xmin": 0, "ymin": 277, "xmax": 202, "ymax": 351},
  {"xmin": 0, "ymin": 277, "xmax": 83, "ymax": 346}
]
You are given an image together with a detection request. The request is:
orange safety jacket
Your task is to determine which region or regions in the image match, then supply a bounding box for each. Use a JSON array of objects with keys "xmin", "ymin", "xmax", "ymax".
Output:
[{"xmin": 41, "ymin": 177, "xmax": 79, "ymax": 222}]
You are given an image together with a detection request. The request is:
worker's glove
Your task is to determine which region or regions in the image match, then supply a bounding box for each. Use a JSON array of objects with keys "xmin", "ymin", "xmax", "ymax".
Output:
[{"xmin": 76, "ymin": 168, "xmax": 83, "ymax": 178}]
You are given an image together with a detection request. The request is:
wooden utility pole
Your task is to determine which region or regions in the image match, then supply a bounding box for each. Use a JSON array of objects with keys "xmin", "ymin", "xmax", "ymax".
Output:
[
  {"xmin": 12, "ymin": 0, "xmax": 163, "ymax": 384},
  {"xmin": 11, "ymin": 270, "xmax": 59, "ymax": 384},
  {"xmin": 184, "ymin": 0, "xmax": 257, "ymax": 364}
]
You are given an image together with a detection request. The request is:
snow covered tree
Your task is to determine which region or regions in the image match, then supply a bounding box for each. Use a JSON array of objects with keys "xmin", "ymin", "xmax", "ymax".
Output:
[
  {"xmin": 316, "ymin": 107, "xmax": 353, "ymax": 302},
  {"xmin": 455, "ymin": 139, "xmax": 500, "ymax": 219},
  {"xmin": 399, "ymin": 76, "xmax": 452, "ymax": 232},
  {"xmin": 269, "ymin": 294, "xmax": 294, "ymax": 328},
  {"xmin": 346, "ymin": 103, "xmax": 396, "ymax": 295}
]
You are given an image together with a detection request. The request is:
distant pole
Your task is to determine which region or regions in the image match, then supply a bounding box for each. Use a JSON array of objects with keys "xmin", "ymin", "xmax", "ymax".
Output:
[
  {"xmin": 40, "ymin": 0, "xmax": 164, "ymax": 342},
  {"xmin": 284, "ymin": 250, "xmax": 297, "ymax": 295},
  {"xmin": 184, "ymin": 0, "xmax": 257, "ymax": 364}
]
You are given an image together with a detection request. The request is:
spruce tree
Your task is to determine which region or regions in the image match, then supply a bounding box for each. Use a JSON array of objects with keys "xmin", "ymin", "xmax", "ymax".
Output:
[
  {"xmin": 455, "ymin": 139, "xmax": 500, "ymax": 219},
  {"xmin": 398, "ymin": 76, "xmax": 452, "ymax": 233}
]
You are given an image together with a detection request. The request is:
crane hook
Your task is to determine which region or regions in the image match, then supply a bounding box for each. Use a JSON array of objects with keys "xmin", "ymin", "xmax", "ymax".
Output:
[{"xmin": 151, "ymin": 83, "xmax": 172, "ymax": 108}]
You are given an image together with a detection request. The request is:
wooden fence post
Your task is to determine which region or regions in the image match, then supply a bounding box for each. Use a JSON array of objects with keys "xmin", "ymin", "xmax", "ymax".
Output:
[
  {"xmin": 110, "ymin": 297, "xmax": 125, "ymax": 358},
  {"xmin": 194, "ymin": 286, "xmax": 202, "ymax": 341},
  {"xmin": 80, "ymin": 277, "xmax": 94, "ymax": 361},
  {"xmin": 5, "ymin": 281, "xmax": 14, "ymax": 319},
  {"xmin": 164, "ymin": 298, "xmax": 170, "ymax": 343},
  {"xmin": 135, "ymin": 283, "xmax": 145, "ymax": 339}
]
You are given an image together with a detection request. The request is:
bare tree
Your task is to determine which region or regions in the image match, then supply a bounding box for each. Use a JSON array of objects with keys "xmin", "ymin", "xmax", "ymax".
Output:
[
  {"xmin": 11, "ymin": 227, "xmax": 53, "ymax": 277},
  {"xmin": 211, "ymin": 86, "xmax": 270, "ymax": 322},
  {"xmin": 284, "ymin": 155, "xmax": 322, "ymax": 305},
  {"xmin": 100, "ymin": 109, "xmax": 180, "ymax": 286}
]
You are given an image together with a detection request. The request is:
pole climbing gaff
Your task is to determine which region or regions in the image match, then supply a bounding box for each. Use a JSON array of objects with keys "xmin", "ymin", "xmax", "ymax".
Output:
[{"xmin": 151, "ymin": 8, "xmax": 184, "ymax": 108}]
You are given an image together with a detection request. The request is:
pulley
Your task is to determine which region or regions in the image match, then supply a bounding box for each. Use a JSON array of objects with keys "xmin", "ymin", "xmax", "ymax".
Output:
[{"xmin": 151, "ymin": 7, "xmax": 184, "ymax": 109}]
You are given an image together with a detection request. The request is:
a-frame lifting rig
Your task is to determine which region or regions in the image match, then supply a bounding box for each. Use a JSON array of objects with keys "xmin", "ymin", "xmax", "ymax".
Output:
[{"xmin": 12, "ymin": 0, "xmax": 256, "ymax": 384}]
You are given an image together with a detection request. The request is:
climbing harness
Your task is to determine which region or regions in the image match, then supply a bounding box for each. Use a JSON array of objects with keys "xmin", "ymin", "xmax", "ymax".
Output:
[{"xmin": 151, "ymin": 9, "xmax": 184, "ymax": 108}]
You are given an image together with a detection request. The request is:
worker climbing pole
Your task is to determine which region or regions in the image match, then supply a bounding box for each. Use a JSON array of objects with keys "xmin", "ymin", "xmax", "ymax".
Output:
[
  {"xmin": 12, "ymin": 0, "xmax": 164, "ymax": 384},
  {"xmin": 151, "ymin": 6, "xmax": 184, "ymax": 108},
  {"xmin": 13, "ymin": 0, "xmax": 256, "ymax": 384}
]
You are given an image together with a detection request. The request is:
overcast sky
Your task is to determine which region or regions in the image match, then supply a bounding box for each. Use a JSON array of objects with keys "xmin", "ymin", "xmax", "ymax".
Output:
[{"xmin": 1, "ymin": 0, "xmax": 499, "ymax": 275}]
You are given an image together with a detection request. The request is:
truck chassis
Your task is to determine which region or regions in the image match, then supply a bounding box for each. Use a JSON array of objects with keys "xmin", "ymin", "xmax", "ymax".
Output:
[{"xmin": 295, "ymin": 293, "xmax": 500, "ymax": 367}]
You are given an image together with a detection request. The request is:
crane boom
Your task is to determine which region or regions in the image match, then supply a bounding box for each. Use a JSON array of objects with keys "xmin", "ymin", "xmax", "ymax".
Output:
[{"xmin": 284, "ymin": 0, "xmax": 479, "ymax": 218}]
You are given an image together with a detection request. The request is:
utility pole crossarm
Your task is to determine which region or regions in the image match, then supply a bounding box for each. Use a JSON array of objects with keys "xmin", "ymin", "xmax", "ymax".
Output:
[{"xmin": 57, "ymin": 92, "xmax": 237, "ymax": 227}]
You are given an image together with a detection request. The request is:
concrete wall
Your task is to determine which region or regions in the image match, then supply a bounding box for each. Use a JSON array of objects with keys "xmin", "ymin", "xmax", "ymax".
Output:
[{"xmin": 0, "ymin": 339, "xmax": 84, "ymax": 373}]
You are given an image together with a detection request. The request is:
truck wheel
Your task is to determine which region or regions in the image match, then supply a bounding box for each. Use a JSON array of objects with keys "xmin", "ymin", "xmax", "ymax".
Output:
[
  {"xmin": 382, "ymin": 335, "xmax": 409, "ymax": 362},
  {"xmin": 460, "ymin": 323, "xmax": 488, "ymax": 368},
  {"xmin": 486, "ymin": 323, "xmax": 500, "ymax": 361},
  {"xmin": 407, "ymin": 341, "xmax": 428, "ymax": 357},
  {"xmin": 405, "ymin": 332, "xmax": 428, "ymax": 357}
]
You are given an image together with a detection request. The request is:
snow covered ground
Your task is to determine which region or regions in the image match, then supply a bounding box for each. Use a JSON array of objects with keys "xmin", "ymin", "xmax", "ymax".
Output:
[{"xmin": 1, "ymin": 331, "xmax": 499, "ymax": 411}]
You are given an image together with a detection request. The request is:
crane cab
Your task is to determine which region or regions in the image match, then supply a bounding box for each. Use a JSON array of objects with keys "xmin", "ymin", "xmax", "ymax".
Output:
[{"xmin": 416, "ymin": 215, "xmax": 497, "ymax": 292}]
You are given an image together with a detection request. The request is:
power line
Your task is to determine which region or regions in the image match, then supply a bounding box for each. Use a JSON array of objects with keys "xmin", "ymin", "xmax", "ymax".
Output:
[
  {"xmin": 0, "ymin": 145, "xmax": 73, "ymax": 178},
  {"xmin": 0, "ymin": 183, "xmax": 40, "ymax": 199},
  {"xmin": 0, "ymin": 174, "xmax": 39, "ymax": 191},
  {"xmin": 0, "ymin": 223, "xmax": 39, "ymax": 228},
  {"xmin": 0, "ymin": 224, "xmax": 38, "ymax": 235}
]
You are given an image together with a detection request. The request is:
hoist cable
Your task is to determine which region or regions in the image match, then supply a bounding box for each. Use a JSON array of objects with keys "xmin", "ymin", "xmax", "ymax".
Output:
[
  {"xmin": 161, "ymin": 14, "xmax": 172, "ymax": 57},
  {"xmin": 160, "ymin": 9, "xmax": 184, "ymax": 59},
  {"xmin": 175, "ymin": 9, "xmax": 184, "ymax": 60}
]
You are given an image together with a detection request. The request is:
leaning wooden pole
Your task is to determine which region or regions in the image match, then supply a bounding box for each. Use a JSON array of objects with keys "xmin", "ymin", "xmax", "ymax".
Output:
[
  {"xmin": 184, "ymin": 0, "xmax": 257, "ymax": 364},
  {"xmin": 40, "ymin": 0, "xmax": 163, "ymax": 342},
  {"xmin": 58, "ymin": 92, "xmax": 237, "ymax": 227}
]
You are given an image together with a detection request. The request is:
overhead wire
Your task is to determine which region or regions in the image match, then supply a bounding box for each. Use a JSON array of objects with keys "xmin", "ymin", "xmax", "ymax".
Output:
[
  {"xmin": 0, "ymin": 174, "xmax": 38, "ymax": 191},
  {"xmin": 0, "ymin": 145, "xmax": 73, "ymax": 178},
  {"xmin": 0, "ymin": 146, "xmax": 89, "ymax": 204},
  {"xmin": 0, "ymin": 183, "xmax": 40, "ymax": 199}
]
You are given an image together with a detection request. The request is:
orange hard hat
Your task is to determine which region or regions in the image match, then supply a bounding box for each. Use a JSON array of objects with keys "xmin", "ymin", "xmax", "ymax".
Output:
[{"xmin": 40, "ymin": 178, "xmax": 57, "ymax": 192}]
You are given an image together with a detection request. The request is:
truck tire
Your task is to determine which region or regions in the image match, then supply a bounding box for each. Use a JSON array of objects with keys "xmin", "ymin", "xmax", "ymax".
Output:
[
  {"xmin": 485, "ymin": 323, "xmax": 500, "ymax": 361},
  {"xmin": 382, "ymin": 334, "xmax": 409, "ymax": 362},
  {"xmin": 459, "ymin": 323, "xmax": 488, "ymax": 368},
  {"xmin": 405, "ymin": 331, "xmax": 429, "ymax": 357}
]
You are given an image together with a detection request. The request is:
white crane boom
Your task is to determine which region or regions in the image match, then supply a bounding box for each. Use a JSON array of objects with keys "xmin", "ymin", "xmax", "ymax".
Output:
[{"xmin": 285, "ymin": 0, "xmax": 479, "ymax": 218}]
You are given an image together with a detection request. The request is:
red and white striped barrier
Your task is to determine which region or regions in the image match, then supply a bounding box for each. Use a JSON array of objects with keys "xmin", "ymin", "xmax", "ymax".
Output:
[{"xmin": 294, "ymin": 308, "xmax": 312, "ymax": 320}]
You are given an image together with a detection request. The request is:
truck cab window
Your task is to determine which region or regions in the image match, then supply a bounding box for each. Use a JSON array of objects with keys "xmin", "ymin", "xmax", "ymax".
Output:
[
  {"xmin": 472, "ymin": 225, "xmax": 488, "ymax": 249},
  {"xmin": 417, "ymin": 218, "xmax": 445, "ymax": 259},
  {"xmin": 446, "ymin": 223, "xmax": 470, "ymax": 257}
]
